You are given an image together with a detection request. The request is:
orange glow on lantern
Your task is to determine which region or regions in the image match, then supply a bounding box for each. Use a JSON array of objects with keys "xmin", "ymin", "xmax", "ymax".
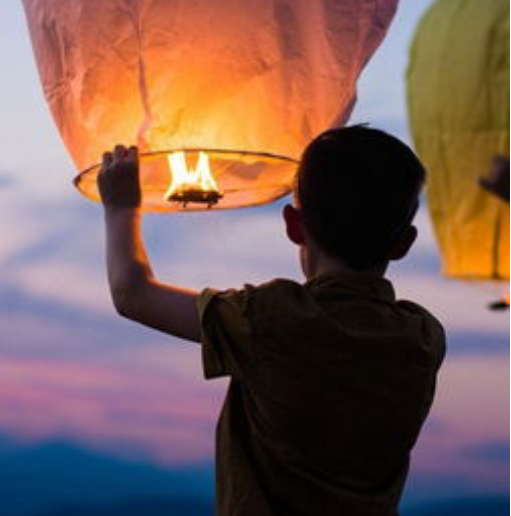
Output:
[{"xmin": 22, "ymin": 0, "xmax": 399, "ymax": 213}]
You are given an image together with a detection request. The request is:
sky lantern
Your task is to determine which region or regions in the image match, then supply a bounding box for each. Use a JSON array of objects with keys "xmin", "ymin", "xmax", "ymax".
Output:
[
  {"xmin": 407, "ymin": 0, "xmax": 510, "ymax": 296},
  {"xmin": 23, "ymin": 0, "xmax": 398, "ymax": 212}
]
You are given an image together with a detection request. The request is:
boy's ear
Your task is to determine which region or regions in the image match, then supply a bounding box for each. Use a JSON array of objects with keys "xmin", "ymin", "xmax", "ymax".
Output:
[
  {"xmin": 388, "ymin": 225, "xmax": 418, "ymax": 261},
  {"xmin": 283, "ymin": 204, "xmax": 306, "ymax": 246}
]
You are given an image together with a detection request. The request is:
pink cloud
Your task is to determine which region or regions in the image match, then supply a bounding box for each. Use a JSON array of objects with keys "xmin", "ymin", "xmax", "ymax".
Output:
[
  {"xmin": 409, "ymin": 355, "xmax": 509, "ymax": 491},
  {"xmin": 0, "ymin": 355, "xmax": 226, "ymax": 464},
  {"xmin": 1, "ymin": 351, "xmax": 508, "ymax": 480}
]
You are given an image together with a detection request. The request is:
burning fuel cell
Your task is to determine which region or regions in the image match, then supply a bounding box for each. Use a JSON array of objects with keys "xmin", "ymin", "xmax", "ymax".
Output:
[{"xmin": 165, "ymin": 152, "xmax": 223, "ymax": 208}]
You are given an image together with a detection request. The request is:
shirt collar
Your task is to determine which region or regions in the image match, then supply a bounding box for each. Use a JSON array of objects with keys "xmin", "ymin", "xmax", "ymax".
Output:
[{"xmin": 305, "ymin": 271, "xmax": 396, "ymax": 304}]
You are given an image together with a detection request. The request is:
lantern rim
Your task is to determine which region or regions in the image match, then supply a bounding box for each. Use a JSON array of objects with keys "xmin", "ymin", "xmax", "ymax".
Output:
[
  {"xmin": 75, "ymin": 148, "xmax": 300, "ymax": 177},
  {"xmin": 73, "ymin": 147, "xmax": 300, "ymax": 212}
]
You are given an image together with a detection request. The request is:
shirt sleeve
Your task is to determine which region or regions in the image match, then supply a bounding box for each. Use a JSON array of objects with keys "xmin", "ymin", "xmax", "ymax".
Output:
[{"xmin": 196, "ymin": 286, "xmax": 254, "ymax": 380}]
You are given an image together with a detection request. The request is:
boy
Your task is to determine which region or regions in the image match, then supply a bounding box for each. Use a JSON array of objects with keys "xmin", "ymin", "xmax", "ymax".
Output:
[{"xmin": 98, "ymin": 126, "xmax": 445, "ymax": 516}]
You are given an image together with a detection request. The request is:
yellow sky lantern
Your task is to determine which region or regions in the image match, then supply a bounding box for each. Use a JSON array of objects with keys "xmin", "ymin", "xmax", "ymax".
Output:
[
  {"xmin": 407, "ymin": 0, "xmax": 510, "ymax": 287},
  {"xmin": 22, "ymin": 0, "xmax": 398, "ymax": 212}
]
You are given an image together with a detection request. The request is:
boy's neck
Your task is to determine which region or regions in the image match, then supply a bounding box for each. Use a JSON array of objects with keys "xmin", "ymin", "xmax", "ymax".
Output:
[{"xmin": 303, "ymin": 243, "xmax": 387, "ymax": 281}]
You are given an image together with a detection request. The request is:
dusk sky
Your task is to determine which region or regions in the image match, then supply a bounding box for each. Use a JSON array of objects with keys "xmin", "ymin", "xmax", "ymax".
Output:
[{"xmin": 0, "ymin": 1, "xmax": 509, "ymax": 515}]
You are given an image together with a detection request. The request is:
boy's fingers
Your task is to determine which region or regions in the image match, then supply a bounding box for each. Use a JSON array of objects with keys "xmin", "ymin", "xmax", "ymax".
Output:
[
  {"xmin": 127, "ymin": 145, "xmax": 139, "ymax": 163},
  {"xmin": 113, "ymin": 144, "xmax": 127, "ymax": 163},
  {"xmin": 101, "ymin": 152, "xmax": 113, "ymax": 171}
]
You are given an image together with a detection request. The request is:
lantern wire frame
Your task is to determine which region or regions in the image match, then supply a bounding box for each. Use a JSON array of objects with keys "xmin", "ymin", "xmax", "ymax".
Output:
[{"xmin": 74, "ymin": 148, "xmax": 299, "ymax": 212}]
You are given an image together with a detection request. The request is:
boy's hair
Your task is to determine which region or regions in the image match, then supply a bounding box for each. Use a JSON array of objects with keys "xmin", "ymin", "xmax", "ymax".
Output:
[{"xmin": 296, "ymin": 125, "xmax": 425, "ymax": 270}]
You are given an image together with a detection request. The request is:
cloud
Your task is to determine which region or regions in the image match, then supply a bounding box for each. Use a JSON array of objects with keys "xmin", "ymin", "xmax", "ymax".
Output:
[
  {"xmin": 0, "ymin": 324, "xmax": 507, "ymax": 484},
  {"xmin": 0, "ymin": 284, "xmax": 224, "ymax": 467},
  {"xmin": 389, "ymin": 271, "xmax": 509, "ymax": 336},
  {"xmin": 3, "ymin": 191, "xmax": 507, "ymax": 337},
  {"xmin": 463, "ymin": 441, "xmax": 510, "ymax": 463},
  {"xmin": 0, "ymin": 154, "xmax": 507, "ymax": 490},
  {"xmin": 2, "ymin": 191, "xmax": 507, "ymax": 353},
  {"xmin": 0, "ymin": 173, "xmax": 17, "ymax": 189},
  {"xmin": 404, "ymin": 355, "xmax": 509, "ymax": 498},
  {"xmin": 0, "ymin": 355, "xmax": 224, "ymax": 465}
]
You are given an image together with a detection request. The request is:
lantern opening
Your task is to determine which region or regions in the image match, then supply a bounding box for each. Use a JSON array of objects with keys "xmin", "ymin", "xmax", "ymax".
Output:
[{"xmin": 164, "ymin": 151, "xmax": 223, "ymax": 208}]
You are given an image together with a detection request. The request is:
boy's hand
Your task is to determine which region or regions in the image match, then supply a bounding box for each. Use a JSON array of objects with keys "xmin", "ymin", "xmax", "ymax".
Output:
[{"xmin": 98, "ymin": 145, "xmax": 142, "ymax": 209}]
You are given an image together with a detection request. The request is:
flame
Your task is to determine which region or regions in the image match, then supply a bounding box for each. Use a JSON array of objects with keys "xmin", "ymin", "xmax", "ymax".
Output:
[{"xmin": 164, "ymin": 151, "xmax": 221, "ymax": 205}]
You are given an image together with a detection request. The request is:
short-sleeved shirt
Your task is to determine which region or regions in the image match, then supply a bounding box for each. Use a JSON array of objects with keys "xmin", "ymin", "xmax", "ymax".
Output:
[{"xmin": 197, "ymin": 273, "xmax": 445, "ymax": 516}]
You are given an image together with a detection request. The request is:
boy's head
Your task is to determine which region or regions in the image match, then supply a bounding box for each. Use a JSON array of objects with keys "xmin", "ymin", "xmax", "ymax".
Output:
[{"xmin": 284, "ymin": 126, "xmax": 425, "ymax": 275}]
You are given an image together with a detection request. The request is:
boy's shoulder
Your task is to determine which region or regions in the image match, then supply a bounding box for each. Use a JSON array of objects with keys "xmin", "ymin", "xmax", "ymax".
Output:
[
  {"xmin": 396, "ymin": 298, "xmax": 446, "ymax": 337},
  {"xmin": 199, "ymin": 274, "xmax": 446, "ymax": 379},
  {"xmin": 395, "ymin": 297, "xmax": 447, "ymax": 360},
  {"xmin": 228, "ymin": 277, "xmax": 313, "ymax": 317},
  {"xmin": 202, "ymin": 273, "xmax": 446, "ymax": 335},
  {"xmin": 248, "ymin": 276, "xmax": 446, "ymax": 358},
  {"xmin": 199, "ymin": 277, "xmax": 301, "ymax": 311}
]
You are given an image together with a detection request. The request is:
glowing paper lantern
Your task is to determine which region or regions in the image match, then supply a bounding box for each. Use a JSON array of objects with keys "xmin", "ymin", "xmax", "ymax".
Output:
[
  {"xmin": 407, "ymin": 0, "xmax": 510, "ymax": 281},
  {"xmin": 23, "ymin": 0, "xmax": 398, "ymax": 212}
]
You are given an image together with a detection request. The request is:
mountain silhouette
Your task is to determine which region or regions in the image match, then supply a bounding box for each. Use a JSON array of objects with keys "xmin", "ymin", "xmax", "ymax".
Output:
[
  {"xmin": 38, "ymin": 498, "xmax": 212, "ymax": 516},
  {"xmin": 0, "ymin": 437, "xmax": 508, "ymax": 516},
  {"xmin": 0, "ymin": 438, "xmax": 213, "ymax": 516},
  {"xmin": 403, "ymin": 497, "xmax": 510, "ymax": 516}
]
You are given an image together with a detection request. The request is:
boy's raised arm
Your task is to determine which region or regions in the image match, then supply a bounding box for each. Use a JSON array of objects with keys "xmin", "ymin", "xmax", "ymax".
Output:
[{"xmin": 99, "ymin": 145, "xmax": 201, "ymax": 343}]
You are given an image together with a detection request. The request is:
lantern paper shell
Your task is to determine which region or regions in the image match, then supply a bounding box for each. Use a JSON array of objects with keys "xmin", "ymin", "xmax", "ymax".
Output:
[
  {"xmin": 23, "ymin": 0, "xmax": 398, "ymax": 212},
  {"xmin": 407, "ymin": 0, "xmax": 510, "ymax": 280}
]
